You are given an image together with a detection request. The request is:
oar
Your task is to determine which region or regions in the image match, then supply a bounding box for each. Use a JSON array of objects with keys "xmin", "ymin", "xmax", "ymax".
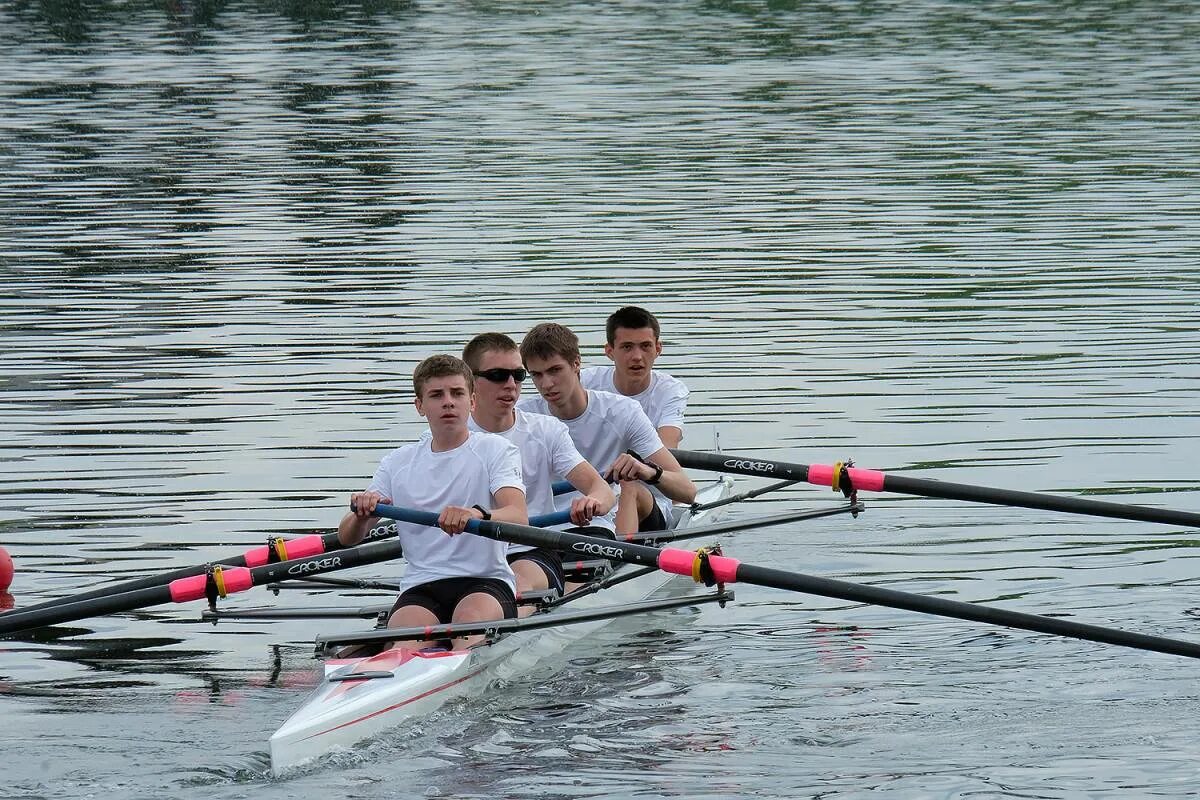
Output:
[
  {"xmin": 0, "ymin": 538, "xmax": 406, "ymax": 637},
  {"xmin": 369, "ymin": 505, "xmax": 1200, "ymax": 661},
  {"xmin": 5, "ymin": 523, "xmax": 399, "ymax": 616},
  {"xmin": 673, "ymin": 449, "xmax": 1200, "ymax": 528},
  {"xmin": 7, "ymin": 510, "xmax": 566, "ymax": 616}
]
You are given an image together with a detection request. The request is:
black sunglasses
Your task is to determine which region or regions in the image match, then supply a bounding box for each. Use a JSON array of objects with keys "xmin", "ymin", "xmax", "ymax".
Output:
[{"xmin": 473, "ymin": 367, "xmax": 527, "ymax": 383}]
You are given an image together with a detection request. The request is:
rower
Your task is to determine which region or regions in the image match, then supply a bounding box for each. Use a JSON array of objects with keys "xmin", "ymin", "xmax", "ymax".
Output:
[
  {"xmin": 338, "ymin": 354, "xmax": 528, "ymax": 651},
  {"xmin": 517, "ymin": 323, "xmax": 696, "ymax": 533},
  {"xmin": 581, "ymin": 306, "xmax": 689, "ymax": 530},
  {"xmin": 462, "ymin": 333, "xmax": 615, "ymax": 602},
  {"xmin": 581, "ymin": 306, "xmax": 689, "ymax": 449}
]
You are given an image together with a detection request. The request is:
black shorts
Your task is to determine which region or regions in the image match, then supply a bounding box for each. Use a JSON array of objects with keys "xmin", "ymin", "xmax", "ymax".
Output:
[
  {"xmin": 638, "ymin": 504, "xmax": 669, "ymax": 533},
  {"xmin": 507, "ymin": 547, "xmax": 565, "ymax": 594},
  {"xmin": 391, "ymin": 577, "xmax": 517, "ymax": 624}
]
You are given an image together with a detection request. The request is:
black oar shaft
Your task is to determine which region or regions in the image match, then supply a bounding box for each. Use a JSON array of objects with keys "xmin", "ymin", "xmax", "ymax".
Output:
[
  {"xmin": 882, "ymin": 473, "xmax": 1200, "ymax": 527},
  {"xmin": 633, "ymin": 503, "xmax": 860, "ymax": 547},
  {"xmin": 0, "ymin": 540, "xmax": 406, "ymax": 637},
  {"xmin": 16, "ymin": 563, "xmax": 230, "ymax": 613},
  {"xmin": 672, "ymin": 449, "xmax": 1200, "ymax": 528},
  {"xmin": 733, "ymin": 563, "xmax": 1200, "ymax": 661},
  {"xmin": 10, "ymin": 525, "xmax": 400, "ymax": 616},
  {"xmin": 413, "ymin": 516, "xmax": 1200, "ymax": 662}
]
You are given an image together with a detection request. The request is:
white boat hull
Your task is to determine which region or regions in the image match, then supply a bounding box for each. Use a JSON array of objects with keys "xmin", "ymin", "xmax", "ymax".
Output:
[{"xmin": 269, "ymin": 477, "xmax": 732, "ymax": 774}]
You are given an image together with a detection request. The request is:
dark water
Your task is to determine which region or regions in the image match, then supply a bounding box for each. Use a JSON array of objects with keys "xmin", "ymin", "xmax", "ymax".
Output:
[{"xmin": 2, "ymin": 1, "xmax": 1199, "ymax": 797}]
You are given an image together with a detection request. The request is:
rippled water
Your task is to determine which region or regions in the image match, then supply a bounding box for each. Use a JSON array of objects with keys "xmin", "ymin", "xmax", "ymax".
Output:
[{"xmin": 2, "ymin": 1, "xmax": 1199, "ymax": 797}]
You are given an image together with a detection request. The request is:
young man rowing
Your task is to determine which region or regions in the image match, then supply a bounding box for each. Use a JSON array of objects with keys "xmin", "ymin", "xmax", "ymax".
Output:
[
  {"xmin": 518, "ymin": 323, "xmax": 696, "ymax": 532},
  {"xmin": 462, "ymin": 333, "xmax": 615, "ymax": 598},
  {"xmin": 338, "ymin": 355, "xmax": 527, "ymax": 651},
  {"xmin": 581, "ymin": 306, "xmax": 689, "ymax": 449}
]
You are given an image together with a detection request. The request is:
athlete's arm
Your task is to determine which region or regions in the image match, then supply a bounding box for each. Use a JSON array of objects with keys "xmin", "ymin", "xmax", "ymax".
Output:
[
  {"xmin": 656, "ymin": 425, "xmax": 683, "ymax": 449},
  {"xmin": 489, "ymin": 485, "xmax": 527, "ymax": 525},
  {"xmin": 644, "ymin": 447, "xmax": 695, "ymax": 504},
  {"xmin": 606, "ymin": 449, "xmax": 696, "ymax": 505},
  {"xmin": 442, "ymin": 486, "xmax": 526, "ymax": 534},
  {"xmin": 655, "ymin": 380, "xmax": 688, "ymax": 449},
  {"xmin": 565, "ymin": 460, "xmax": 616, "ymax": 526}
]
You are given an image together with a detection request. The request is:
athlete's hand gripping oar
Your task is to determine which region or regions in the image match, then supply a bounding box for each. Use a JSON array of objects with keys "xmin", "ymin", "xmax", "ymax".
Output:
[
  {"xmin": 672, "ymin": 449, "xmax": 1200, "ymax": 528},
  {"xmin": 369, "ymin": 506, "xmax": 1200, "ymax": 661}
]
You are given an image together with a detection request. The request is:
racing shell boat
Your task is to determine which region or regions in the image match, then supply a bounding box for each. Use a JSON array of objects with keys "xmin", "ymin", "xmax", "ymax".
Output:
[{"xmin": 267, "ymin": 477, "xmax": 733, "ymax": 774}]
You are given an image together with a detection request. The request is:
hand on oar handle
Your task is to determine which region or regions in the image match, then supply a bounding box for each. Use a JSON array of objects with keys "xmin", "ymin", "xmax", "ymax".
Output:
[
  {"xmin": 349, "ymin": 491, "xmax": 391, "ymax": 518},
  {"xmin": 605, "ymin": 452, "xmax": 658, "ymax": 484},
  {"xmin": 439, "ymin": 505, "xmax": 485, "ymax": 535}
]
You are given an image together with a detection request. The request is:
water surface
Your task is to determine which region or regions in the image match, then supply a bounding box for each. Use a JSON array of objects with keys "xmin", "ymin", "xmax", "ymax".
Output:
[{"xmin": 2, "ymin": 1, "xmax": 1199, "ymax": 797}]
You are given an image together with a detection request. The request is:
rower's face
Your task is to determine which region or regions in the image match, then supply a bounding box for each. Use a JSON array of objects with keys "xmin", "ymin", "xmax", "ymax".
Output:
[
  {"xmin": 524, "ymin": 353, "xmax": 579, "ymax": 406},
  {"xmin": 605, "ymin": 326, "xmax": 661, "ymax": 376},
  {"xmin": 414, "ymin": 375, "xmax": 474, "ymax": 430},
  {"xmin": 472, "ymin": 349, "xmax": 523, "ymax": 413}
]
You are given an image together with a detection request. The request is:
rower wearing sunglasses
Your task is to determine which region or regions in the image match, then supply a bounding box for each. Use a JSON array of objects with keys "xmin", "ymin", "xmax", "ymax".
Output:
[
  {"xmin": 517, "ymin": 323, "xmax": 696, "ymax": 534},
  {"xmin": 462, "ymin": 333, "xmax": 616, "ymax": 600}
]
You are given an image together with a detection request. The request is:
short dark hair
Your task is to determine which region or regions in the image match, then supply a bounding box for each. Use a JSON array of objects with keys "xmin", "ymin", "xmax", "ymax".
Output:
[
  {"xmin": 605, "ymin": 306, "xmax": 660, "ymax": 345},
  {"xmin": 413, "ymin": 354, "xmax": 473, "ymax": 398},
  {"xmin": 462, "ymin": 332, "xmax": 518, "ymax": 371},
  {"xmin": 520, "ymin": 323, "xmax": 580, "ymax": 364}
]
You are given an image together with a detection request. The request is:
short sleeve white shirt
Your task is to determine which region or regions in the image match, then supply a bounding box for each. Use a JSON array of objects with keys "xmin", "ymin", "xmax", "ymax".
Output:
[
  {"xmin": 580, "ymin": 366, "xmax": 688, "ymax": 435},
  {"xmin": 469, "ymin": 409, "xmax": 586, "ymax": 551},
  {"xmin": 367, "ymin": 431, "xmax": 524, "ymax": 593},
  {"xmin": 518, "ymin": 390, "xmax": 666, "ymax": 528}
]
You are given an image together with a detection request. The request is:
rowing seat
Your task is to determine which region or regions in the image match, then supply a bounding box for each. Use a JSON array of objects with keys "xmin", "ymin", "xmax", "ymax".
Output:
[
  {"xmin": 514, "ymin": 588, "xmax": 560, "ymax": 607},
  {"xmin": 560, "ymin": 558, "xmax": 612, "ymax": 582}
]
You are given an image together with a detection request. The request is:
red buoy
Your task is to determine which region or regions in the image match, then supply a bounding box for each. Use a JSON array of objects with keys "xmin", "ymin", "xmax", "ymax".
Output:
[{"xmin": 0, "ymin": 546, "xmax": 13, "ymax": 592}]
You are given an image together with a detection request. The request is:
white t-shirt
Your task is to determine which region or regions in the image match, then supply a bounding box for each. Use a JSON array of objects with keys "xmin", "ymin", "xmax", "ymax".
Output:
[
  {"xmin": 367, "ymin": 431, "xmax": 524, "ymax": 593},
  {"xmin": 469, "ymin": 409, "xmax": 586, "ymax": 552},
  {"xmin": 518, "ymin": 389, "xmax": 667, "ymax": 527},
  {"xmin": 580, "ymin": 365, "xmax": 688, "ymax": 435}
]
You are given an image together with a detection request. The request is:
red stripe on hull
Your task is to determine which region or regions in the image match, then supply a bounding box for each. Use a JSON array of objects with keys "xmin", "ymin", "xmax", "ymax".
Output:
[{"xmin": 300, "ymin": 663, "xmax": 489, "ymax": 742}]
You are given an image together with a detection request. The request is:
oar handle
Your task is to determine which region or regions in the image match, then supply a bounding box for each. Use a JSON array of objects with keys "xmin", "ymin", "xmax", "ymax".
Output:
[{"xmin": 369, "ymin": 505, "xmax": 570, "ymax": 530}]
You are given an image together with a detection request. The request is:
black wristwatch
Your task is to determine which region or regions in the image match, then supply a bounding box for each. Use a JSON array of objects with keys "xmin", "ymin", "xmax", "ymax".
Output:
[
  {"xmin": 645, "ymin": 462, "xmax": 664, "ymax": 485},
  {"xmin": 472, "ymin": 504, "xmax": 492, "ymax": 520}
]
